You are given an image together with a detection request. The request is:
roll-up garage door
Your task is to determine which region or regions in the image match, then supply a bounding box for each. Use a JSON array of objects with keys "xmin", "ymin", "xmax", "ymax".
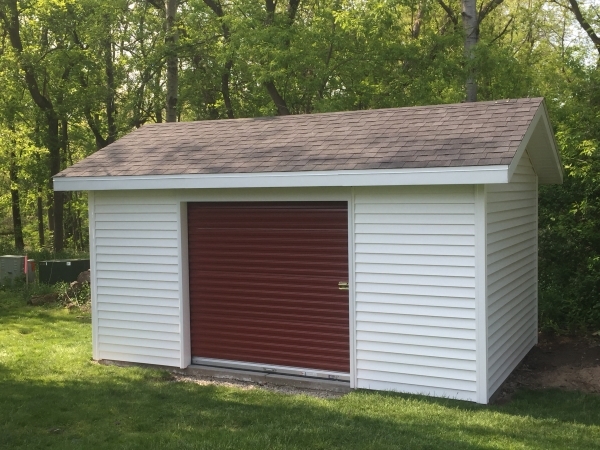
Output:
[{"xmin": 188, "ymin": 202, "xmax": 349, "ymax": 373}]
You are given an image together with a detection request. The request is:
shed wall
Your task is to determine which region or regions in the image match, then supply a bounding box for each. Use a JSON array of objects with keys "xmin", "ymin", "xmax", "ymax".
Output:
[
  {"xmin": 91, "ymin": 190, "xmax": 182, "ymax": 367},
  {"xmin": 353, "ymin": 186, "xmax": 478, "ymax": 402},
  {"xmin": 486, "ymin": 154, "xmax": 538, "ymax": 398}
]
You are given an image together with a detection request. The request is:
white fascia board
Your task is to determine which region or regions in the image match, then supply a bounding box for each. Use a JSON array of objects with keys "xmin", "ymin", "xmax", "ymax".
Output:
[
  {"xmin": 507, "ymin": 106, "xmax": 543, "ymax": 182},
  {"xmin": 54, "ymin": 165, "xmax": 509, "ymax": 191}
]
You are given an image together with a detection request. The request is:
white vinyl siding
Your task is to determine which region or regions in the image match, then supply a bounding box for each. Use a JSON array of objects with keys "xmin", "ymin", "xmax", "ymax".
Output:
[
  {"xmin": 486, "ymin": 154, "xmax": 538, "ymax": 398},
  {"xmin": 91, "ymin": 190, "xmax": 182, "ymax": 367},
  {"xmin": 354, "ymin": 186, "xmax": 477, "ymax": 402}
]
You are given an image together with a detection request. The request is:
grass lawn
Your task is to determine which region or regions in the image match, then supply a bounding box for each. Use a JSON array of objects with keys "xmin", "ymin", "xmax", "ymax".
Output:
[{"xmin": 1, "ymin": 291, "xmax": 600, "ymax": 449}]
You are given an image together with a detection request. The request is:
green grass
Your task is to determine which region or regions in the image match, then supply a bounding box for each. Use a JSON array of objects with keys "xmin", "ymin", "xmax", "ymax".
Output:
[{"xmin": 1, "ymin": 292, "xmax": 599, "ymax": 449}]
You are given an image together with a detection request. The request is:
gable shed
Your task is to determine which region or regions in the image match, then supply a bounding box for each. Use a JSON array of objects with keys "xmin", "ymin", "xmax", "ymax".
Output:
[{"xmin": 54, "ymin": 98, "xmax": 562, "ymax": 404}]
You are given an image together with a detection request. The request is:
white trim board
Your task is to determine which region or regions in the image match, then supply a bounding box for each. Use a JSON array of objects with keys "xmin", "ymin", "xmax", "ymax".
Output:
[{"xmin": 54, "ymin": 165, "xmax": 511, "ymax": 191}]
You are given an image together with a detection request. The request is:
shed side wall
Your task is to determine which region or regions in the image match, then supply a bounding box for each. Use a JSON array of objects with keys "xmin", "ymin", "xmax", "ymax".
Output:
[
  {"xmin": 354, "ymin": 186, "xmax": 477, "ymax": 402},
  {"xmin": 93, "ymin": 190, "xmax": 181, "ymax": 366},
  {"xmin": 486, "ymin": 154, "xmax": 538, "ymax": 398}
]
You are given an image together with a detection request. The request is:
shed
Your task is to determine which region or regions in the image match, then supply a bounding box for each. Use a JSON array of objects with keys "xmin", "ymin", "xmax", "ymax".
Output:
[{"xmin": 54, "ymin": 98, "xmax": 562, "ymax": 404}]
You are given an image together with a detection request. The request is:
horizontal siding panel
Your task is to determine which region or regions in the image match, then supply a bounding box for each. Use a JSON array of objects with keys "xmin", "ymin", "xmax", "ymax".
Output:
[
  {"xmin": 96, "ymin": 229, "xmax": 179, "ymax": 240},
  {"xmin": 98, "ymin": 351, "xmax": 180, "ymax": 367},
  {"xmin": 357, "ymin": 321, "xmax": 475, "ymax": 340},
  {"xmin": 356, "ymin": 272, "xmax": 475, "ymax": 288},
  {"xmin": 355, "ymin": 185, "xmax": 474, "ymax": 203},
  {"xmin": 355, "ymin": 223, "xmax": 475, "ymax": 236},
  {"xmin": 488, "ymin": 283, "xmax": 536, "ymax": 323},
  {"xmin": 98, "ymin": 302, "xmax": 179, "ymax": 316},
  {"xmin": 356, "ymin": 378, "xmax": 477, "ymax": 402},
  {"xmin": 98, "ymin": 326, "xmax": 180, "ymax": 342},
  {"xmin": 489, "ymin": 334, "xmax": 536, "ymax": 394},
  {"xmin": 355, "ymin": 263, "xmax": 474, "ymax": 278},
  {"xmin": 97, "ymin": 286, "xmax": 179, "ymax": 299},
  {"xmin": 356, "ymin": 213, "xmax": 474, "ymax": 225},
  {"xmin": 97, "ymin": 278, "xmax": 179, "ymax": 291},
  {"xmin": 356, "ymin": 292, "xmax": 474, "ymax": 309},
  {"xmin": 96, "ymin": 254, "xmax": 179, "ymax": 265},
  {"xmin": 96, "ymin": 237, "xmax": 177, "ymax": 248},
  {"xmin": 98, "ymin": 294, "xmax": 180, "ymax": 308},
  {"xmin": 356, "ymin": 302, "xmax": 474, "ymax": 319},
  {"xmin": 357, "ymin": 330, "xmax": 475, "ymax": 350},
  {"xmin": 487, "ymin": 222, "xmax": 535, "ymax": 245},
  {"xmin": 487, "ymin": 198, "xmax": 536, "ymax": 214},
  {"xmin": 487, "ymin": 244, "xmax": 536, "ymax": 275},
  {"xmin": 355, "ymin": 233, "xmax": 474, "ymax": 246},
  {"xmin": 96, "ymin": 262, "xmax": 179, "ymax": 273},
  {"xmin": 487, "ymin": 269, "xmax": 535, "ymax": 307},
  {"xmin": 486, "ymin": 190, "xmax": 536, "ymax": 203},
  {"xmin": 356, "ymin": 351, "xmax": 475, "ymax": 381},
  {"xmin": 489, "ymin": 310, "xmax": 537, "ymax": 374},
  {"xmin": 357, "ymin": 311, "xmax": 475, "ymax": 329},
  {"xmin": 98, "ymin": 310, "xmax": 180, "ymax": 325},
  {"xmin": 96, "ymin": 212, "xmax": 176, "ymax": 223},
  {"xmin": 356, "ymin": 253, "xmax": 475, "ymax": 267},
  {"xmin": 99, "ymin": 334, "xmax": 180, "ymax": 350},
  {"xmin": 487, "ymin": 213, "xmax": 536, "ymax": 235},
  {"xmin": 355, "ymin": 203, "xmax": 474, "ymax": 215},
  {"xmin": 488, "ymin": 263, "xmax": 536, "ymax": 299},
  {"xmin": 487, "ymin": 229, "xmax": 536, "ymax": 256},
  {"xmin": 487, "ymin": 253, "xmax": 536, "ymax": 292},
  {"xmin": 357, "ymin": 342, "xmax": 475, "ymax": 363},
  {"xmin": 95, "ymin": 204, "xmax": 177, "ymax": 214},
  {"xmin": 98, "ymin": 318, "xmax": 179, "ymax": 334},
  {"xmin": 357, "ymin": 368, "xmax": 476, "ymax": 392},
  {"xmin": 488, "ymin": 300, "xmax": 536, "ymax": 351},
  {"xmin": 98, "ymin": 270, "xmax": 179, "ymax": 282},
  {"xmin": 95, "ymin": 221, "xmax": 178, "ymax": 231},
  {"xmin": 98, "ymin": 343, "xmax": 179, "ymax": 359},
  {"xmin": 96, "ymin": 246, "xmax": 178, "ymax": 257},
  {"xmin": 488, "ymin": 240, "xmax": 536, "ymax": 268},
  {"xmin": 356, "ymin": 243, "xmax": 474, "ymax": 257},
  {"xmin": 357, "ymin": 282, "xmax": 474, "ymax": 299}
]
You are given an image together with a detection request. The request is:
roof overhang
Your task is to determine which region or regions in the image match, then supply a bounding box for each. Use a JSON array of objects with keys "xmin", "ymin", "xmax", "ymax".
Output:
[
  {"xmin": 54, "ymin": 165, "xmax": 512, "ymax": 191},
  {"xmin": 507, "ymin": 100, "xmax": 563, "ymax": 184}
]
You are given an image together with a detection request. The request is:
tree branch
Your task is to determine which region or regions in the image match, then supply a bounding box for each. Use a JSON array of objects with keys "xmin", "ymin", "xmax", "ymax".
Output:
[
  {"xmin": 436, "ymin": 0, "xmax": 458, "ymax": 25},
  {"xmin": 478, "ymin": 0, "xmax": 504, "ymax": 23},
  {"xmin": 490, "ymin": 16, "xmax": 514, "ymax": 44},
  {"xmin": 567, "ymin": 0, "xmax": 600, "ymax": 55}
]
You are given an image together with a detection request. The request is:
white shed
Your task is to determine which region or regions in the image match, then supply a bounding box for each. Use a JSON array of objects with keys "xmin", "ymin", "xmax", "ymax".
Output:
[{"xmin": 54, "ymin": 98, "xmax": 562, "ymax": 404}]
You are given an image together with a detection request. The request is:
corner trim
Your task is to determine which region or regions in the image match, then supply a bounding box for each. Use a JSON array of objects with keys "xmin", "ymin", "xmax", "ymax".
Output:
[{"xmin": 474, "ymin": 184, "xmax": 489, "ymax": 403}]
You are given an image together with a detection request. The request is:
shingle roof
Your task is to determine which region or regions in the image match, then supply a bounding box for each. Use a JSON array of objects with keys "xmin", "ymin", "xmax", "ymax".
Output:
[{"xmin": 56, "ymin": 98, "xmax": 543, "ymax": 178}]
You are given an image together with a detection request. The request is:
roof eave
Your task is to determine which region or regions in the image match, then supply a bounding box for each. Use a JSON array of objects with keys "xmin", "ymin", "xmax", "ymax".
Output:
[
  {"xmin": 53, "ymin": 165, "xmax": 510, "ymax": 192},
  {"xmin": 507, "ymin": 100, "xmax": 563, "ymax": 185}
]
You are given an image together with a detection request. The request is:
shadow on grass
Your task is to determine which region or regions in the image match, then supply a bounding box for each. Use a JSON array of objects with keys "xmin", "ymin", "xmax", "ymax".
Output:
[{"xmin": 1, "ymin": 368, "xmax": 599, "ymax": 450}]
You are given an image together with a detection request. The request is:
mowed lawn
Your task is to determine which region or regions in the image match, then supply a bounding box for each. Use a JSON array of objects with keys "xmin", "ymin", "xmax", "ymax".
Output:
[{"xmin": 1, "ymin": 292, "xmax": 599, "ymax": 450}]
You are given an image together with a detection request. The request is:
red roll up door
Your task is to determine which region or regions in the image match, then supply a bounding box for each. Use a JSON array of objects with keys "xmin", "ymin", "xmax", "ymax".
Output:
[{"xmin": 188, "ymin": 202, "xmax": 349, "ymax": 373}]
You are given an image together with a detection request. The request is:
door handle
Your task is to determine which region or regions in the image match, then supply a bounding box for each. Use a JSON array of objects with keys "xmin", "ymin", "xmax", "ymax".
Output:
[{"xmin": 338, "ymin": 281, "xmax": 349, "ymax": 290}]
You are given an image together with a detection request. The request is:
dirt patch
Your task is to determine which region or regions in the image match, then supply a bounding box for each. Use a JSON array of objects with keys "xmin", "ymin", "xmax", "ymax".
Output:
[
  {"xmin": 171, "ymin": 374, "xmax": 345, "ymax": 399},
  {"xmin": 495, "ymin": 333, "xmax": 600, "ymax": 403}
]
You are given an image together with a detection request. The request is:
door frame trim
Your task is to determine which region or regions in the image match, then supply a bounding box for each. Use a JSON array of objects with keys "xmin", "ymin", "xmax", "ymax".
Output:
[{"xmin": 179, "ymin": 187, "xmax": 355, "ymax": 387}]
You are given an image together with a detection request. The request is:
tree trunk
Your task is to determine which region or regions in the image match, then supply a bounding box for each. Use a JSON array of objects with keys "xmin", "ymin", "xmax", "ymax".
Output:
[
  {"xmin": 9, "ymin": 150, "xmax": 24, "ymax": 251},
  {"xmin": 104, "ymin": 23, "xmax": 117, "ymax": 144},
  {"xmin": 165, "ymin": 0, "xmax": 178, "ymax": 122},
  {"xmin": 264, "ymin": 80, "xmax": 290, "ymax": 115},
  {"xmin": 48, "ymin": 114, "xmax": 63, "ymax": 252},
  {"xmin": 37, "ymin": 189, "xmax": 45, "ymax": 248},
  {"xmin": 462, "ymin": 0, "xmax": 478, "ymax": 102},
  {"xmin": 203, "ymin": 0, "xmax": 235, "ymax": 118}
]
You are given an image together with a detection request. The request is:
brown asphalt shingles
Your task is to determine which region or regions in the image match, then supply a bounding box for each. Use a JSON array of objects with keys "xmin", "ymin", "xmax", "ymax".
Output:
[{"xmin": 56, "ymin": 98, "xmax": 543, "ymax": 178}]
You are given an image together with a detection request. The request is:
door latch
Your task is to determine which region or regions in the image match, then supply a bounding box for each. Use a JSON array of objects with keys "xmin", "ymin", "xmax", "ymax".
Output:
[{"xmin": 338, "ymin": 281, "xmax": 349, "ymax": 290}]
